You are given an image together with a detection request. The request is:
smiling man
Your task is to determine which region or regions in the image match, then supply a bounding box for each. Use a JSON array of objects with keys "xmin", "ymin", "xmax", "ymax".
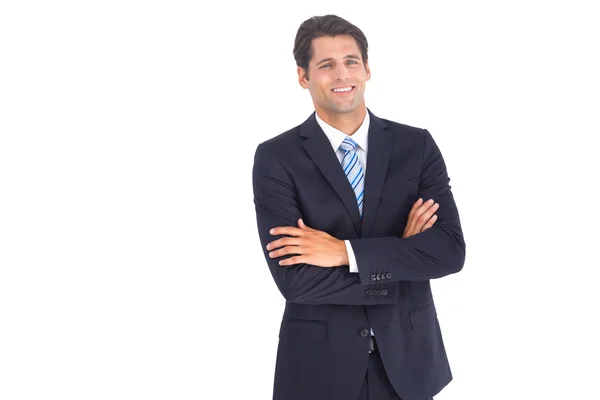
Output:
[{"xmin": 252, "ymin": 15, "xmax": 466, "ymax": 400}]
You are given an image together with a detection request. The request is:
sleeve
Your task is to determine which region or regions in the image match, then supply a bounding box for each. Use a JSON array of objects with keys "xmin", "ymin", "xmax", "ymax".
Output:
[
  {"xmin": 349, "ymin": 129, "xmax": 466, "ymax": 283},
  {"xmin": 345, "ymin": 240, "xmax": 359, "ymax": 273},
  {"xmin": 252, "ymin": 142, "xmax": 399, "ymax": 305}
]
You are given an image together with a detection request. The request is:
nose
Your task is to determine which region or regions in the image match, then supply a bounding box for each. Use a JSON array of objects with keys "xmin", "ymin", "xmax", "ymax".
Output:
[{"xmin": 333, "ymin": 63, "xmax": 350, "ymax": 81}]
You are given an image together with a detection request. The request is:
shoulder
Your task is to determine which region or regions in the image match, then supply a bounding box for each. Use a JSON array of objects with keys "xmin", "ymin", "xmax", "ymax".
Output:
[
  {"xmin": 252, "ymin": 122, "xmax": 304, "ymax": 169},
  {"xmin": 374, "ymin": 115, "xmax": 442, "ymax": 157},
  {"xmin": 258, "ymin": 124, "xmax": 302, "ymax": 151},
  {"xmin": 370, "ymin": 112, "xmax": 437, "ymax": 149},
  {"xmin": 378, "ymin": 115, "xmax": 426, "ymax": 138}
]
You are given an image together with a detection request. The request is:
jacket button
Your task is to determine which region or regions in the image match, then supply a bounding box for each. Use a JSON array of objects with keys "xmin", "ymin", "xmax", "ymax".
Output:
[
  {"xmin": 381, "ymin": 289, "xmax": 388, "ymax": 296},
  {"xmin": 386, "ymin": 272, "xmax": 392, "ymax": 279},
  {"xmin": 370, "ymin": 274, "xmax": 377, "ymax": 281},
  {"xmin": 360, "ymin": 328, "xmax": 370, "ymax": 337},
  {"xmin": 376, "ymin": 273, "xmax": 382, "ymax": 280},
  {"xmin": 366, "ymin": 289, "xmax": 372, "ymax": 295}
]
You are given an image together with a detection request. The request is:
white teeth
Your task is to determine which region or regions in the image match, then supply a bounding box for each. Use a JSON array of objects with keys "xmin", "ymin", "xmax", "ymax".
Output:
[{"xmin": 333, "ymin": 86, "xmax": 353, "ymax": 92}]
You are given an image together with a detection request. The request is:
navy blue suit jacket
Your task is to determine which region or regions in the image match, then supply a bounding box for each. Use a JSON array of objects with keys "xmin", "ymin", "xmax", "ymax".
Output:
[{"xmin": 252, "ymin": 109, "xmax": 466, "ymax": 400}]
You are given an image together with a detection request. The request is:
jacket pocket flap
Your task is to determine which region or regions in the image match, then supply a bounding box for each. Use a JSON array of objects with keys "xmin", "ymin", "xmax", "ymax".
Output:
[
  {"xmin": 409, "ymin": 301, "xmax": 437, "ymax": 330},
  {"xmin": 279, "ymin": 318, "xmax": 327, "ymax": 343}
]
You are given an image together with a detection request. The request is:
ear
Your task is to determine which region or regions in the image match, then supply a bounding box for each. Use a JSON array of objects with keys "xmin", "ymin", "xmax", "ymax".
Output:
[
  {"xmin": 365, "ymin": 61, "xmax": 371, "ymax": 81},
  {"xmin": 297, "ymin": 66, "xmax": 309, "ymax": 89}
]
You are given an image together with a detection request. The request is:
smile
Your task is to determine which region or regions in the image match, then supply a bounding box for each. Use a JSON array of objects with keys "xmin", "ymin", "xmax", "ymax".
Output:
[{"xmin": 331, "ymin": 86, "xmax": 355, "ymax": 94}]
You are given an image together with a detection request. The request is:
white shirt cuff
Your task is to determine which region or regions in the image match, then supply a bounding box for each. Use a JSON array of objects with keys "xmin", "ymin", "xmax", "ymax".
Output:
[{"xmin": 344, "ymin": 240, "xmax": 359, "ymax": 273}]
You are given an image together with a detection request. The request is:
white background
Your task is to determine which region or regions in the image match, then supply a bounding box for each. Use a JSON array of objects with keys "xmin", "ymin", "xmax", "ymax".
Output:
[{"xmin": 1, "ymin": 1, "xmax": 599, "ymax": 399}]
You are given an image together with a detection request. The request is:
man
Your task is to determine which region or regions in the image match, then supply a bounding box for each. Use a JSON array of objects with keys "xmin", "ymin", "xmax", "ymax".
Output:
[{"xmin": 252, "ymin": 15, "xmax": 466, "ymax": 400}]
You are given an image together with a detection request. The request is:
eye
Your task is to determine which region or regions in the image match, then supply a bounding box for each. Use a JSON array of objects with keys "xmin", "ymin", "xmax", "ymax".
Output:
[
  {"xmin": 320, "ymin": 64, "xmax": 332, "ymax": 69},
  {"xmin": 347, "ymin": 60, "xmax": 358, "ymax": 65}
]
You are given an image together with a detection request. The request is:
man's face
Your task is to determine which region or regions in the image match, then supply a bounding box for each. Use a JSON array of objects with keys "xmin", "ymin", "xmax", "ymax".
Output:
[{"xmin": 298, "ymin": 34, "xmax": 371, "ymax": 116}]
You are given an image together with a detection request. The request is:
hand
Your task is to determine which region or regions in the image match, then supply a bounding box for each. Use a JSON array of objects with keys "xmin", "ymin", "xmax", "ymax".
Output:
[
  {"xmin": 403, "ymin": 198, "xmax": 439, "ymax": 238},
  {"xmin": 266, "ymin": 219, "xmax": 348, "ymax": 267}
]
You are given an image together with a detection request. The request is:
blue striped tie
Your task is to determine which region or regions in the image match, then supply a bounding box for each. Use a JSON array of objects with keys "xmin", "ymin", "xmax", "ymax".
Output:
[{"xmin": 339, "ymin": 137, "xmax": 365, "ymax": 218}]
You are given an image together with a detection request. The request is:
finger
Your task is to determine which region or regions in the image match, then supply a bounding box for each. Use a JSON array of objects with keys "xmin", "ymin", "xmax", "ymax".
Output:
[
  {"xmin": 269, "ymin": 245, "xmax": 305, "ymax": 259},
  {"xmin": 420, "ymin": 214, "xmax": 438, "ymax": 232},
  {"xmin": 407, "ymin": 198, "xmax": 432, "ymax": 235},
  {"xmin": 407, "ymin": 198, "xmax": 423, "ymax": 221},
  {"xmin": 414, "ymin": 202, "xmax": 439, "ymax": 232},
  {"xmin": 270, "ymin": 226, "xmax": 304, "ymax": 237},
  {"xmin": 300, "ymin": 219, "xmax": 317, "ymax": 232},
  {"xmin": 298, "ymin": 219, "xmax": 312, "ymax": 230},
  {"xmin": 405, "ymin": 198, "xmax": 423, "ymax": 230},
  {"xmin": 414, "ymin": 199, "xmax": 436, "ymax": 221},
  {"xmin": 410, "ymin": 198, "xmax": 423, "ymax": 212},
  {"xmin": 266, "ymin": 237, "xmax": 302, "ymax": 251},
  {"xmin": 416, "ymin": 199, "xmax": 436, "ymax": 215},
  {"xmin": 279, "ymin": 255, "xmax": 305, "ymax": 266},
  {"xmin": 404, "ymin": 201, "xmax": 419, "ymax": 235}
]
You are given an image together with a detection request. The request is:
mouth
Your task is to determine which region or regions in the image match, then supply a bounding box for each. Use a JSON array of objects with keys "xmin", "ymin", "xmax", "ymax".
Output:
[{"xmin": 331, "ymin": 85, "xmax": 355, "ymax": 95}]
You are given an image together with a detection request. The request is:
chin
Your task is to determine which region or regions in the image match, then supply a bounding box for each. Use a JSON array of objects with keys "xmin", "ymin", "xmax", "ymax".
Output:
[{"xmin": 330, "ymin": 104, "xmax": 360, "ymax": 115}]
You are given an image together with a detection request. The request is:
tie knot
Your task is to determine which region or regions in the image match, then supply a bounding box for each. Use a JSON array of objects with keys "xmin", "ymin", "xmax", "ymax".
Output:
[{"xmin": 339, "ymin": 137, "xmax": 358, "ymax": 153}]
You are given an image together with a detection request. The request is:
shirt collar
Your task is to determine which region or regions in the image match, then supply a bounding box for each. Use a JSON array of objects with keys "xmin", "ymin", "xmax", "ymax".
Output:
[{"xmin": 315, "ymin": 110, "xmax": 370, "ymax": 154}]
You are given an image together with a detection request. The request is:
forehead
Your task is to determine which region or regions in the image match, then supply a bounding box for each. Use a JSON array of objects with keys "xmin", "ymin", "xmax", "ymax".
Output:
[{"xmin": 310, "ymin": 35, "xmax": 361, "ymax": 62}]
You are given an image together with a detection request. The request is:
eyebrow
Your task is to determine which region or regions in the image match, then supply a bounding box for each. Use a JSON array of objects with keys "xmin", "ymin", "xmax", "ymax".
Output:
[{"xmin": 316, "ymin": 54, "xmax": 361, "ymax": 66}]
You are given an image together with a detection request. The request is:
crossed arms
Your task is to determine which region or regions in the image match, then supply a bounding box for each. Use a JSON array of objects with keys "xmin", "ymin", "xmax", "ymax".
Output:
[{"xmin": 252, "ymin": 129, "xmax": 465, "ymax": 305}]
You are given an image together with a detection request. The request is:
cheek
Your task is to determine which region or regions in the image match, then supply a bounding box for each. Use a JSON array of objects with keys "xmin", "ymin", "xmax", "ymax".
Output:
[
  {"xmin": 317, "ymin": 85, "xmax": 331, "ymax": 97},
  {"xmin": 314, "ymin": 77, "xmax": 330, "ymax": 93}
]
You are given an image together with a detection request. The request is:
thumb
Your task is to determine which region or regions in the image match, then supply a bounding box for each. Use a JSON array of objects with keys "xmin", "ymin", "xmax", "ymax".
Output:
[{"xmin": 298, "ymin": 218, "xmax": 309, "ymax": 229}]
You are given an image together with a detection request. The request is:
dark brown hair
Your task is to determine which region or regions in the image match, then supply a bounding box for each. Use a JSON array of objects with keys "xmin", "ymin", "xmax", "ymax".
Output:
[{"xmin": 293, "ymin": 15, "xmax": 369, "ymax": 79}]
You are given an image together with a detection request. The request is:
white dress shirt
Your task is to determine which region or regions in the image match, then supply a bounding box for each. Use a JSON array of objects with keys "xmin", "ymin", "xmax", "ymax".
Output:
[{"xmin": 314, "ymin": 111, "xmax": 370, "ymax": 274}]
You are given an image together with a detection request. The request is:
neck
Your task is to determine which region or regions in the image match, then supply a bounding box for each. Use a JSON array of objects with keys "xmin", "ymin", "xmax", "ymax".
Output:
[{"xmin": 315, "ymin": 106, "xmax": 367, "ymax": 136}]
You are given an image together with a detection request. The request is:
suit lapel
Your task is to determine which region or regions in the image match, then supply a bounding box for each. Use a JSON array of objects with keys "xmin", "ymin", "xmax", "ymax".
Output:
[
  {"xmin": 300, "ymin": 113, "xmax": 362, "ymax": 235},
  {"xmin": 299, "ymin": 110, "xmax": 392, "ymax": 238},
  {"xmin": 360, "ymin": 110, "xmax": 392, "ymax": 238}
]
